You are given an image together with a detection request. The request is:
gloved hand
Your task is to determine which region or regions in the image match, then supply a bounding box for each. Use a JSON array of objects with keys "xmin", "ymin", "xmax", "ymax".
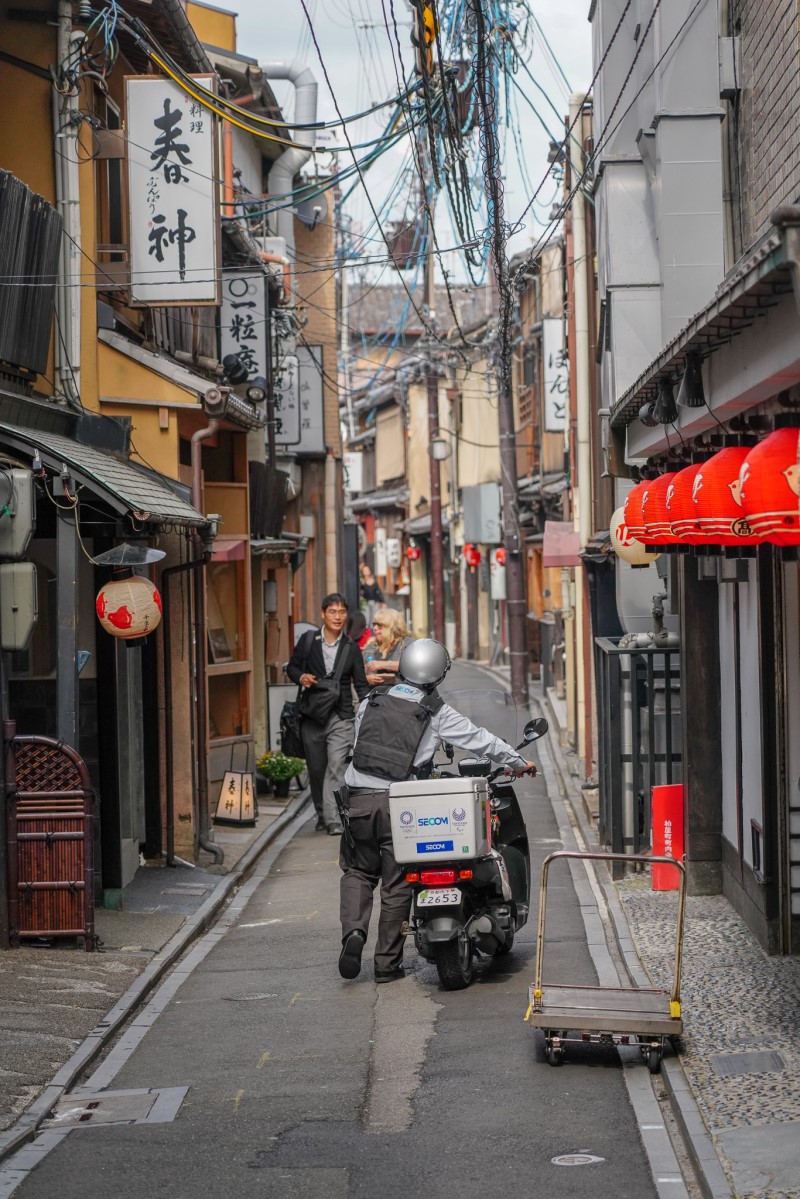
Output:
[{"xmin": 508, "ymin": 761, "xmax": 538, "ymax": 777}]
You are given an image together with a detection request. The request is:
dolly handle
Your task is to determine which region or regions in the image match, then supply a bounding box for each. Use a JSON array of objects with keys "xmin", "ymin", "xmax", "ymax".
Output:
[{"xmin": 533, "ymin": 850, "xmax": 686, "ymax": 1006}]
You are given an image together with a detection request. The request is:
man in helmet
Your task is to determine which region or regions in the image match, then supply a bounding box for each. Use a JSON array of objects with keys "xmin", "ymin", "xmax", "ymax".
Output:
[{"xmin": 337, "ymin": 639, "xmax": 538, "ymax": 984}]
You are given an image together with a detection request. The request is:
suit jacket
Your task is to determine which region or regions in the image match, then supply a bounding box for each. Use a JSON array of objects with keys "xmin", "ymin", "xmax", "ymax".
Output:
[{"xmin": 286, "ymin": 629, "xmax": 370, "ymax": 719}]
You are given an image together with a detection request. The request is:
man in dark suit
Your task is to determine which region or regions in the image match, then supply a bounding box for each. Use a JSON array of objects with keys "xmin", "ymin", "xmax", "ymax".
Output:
[{"xmin": 286, "ymin": 593, "xmax": 370, "ymax": 834}]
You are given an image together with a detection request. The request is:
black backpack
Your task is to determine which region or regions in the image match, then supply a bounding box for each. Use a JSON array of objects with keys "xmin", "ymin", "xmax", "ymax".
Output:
[{"xmin": 351, "ymin": 685, "xmax": 443, "ymax": 782}]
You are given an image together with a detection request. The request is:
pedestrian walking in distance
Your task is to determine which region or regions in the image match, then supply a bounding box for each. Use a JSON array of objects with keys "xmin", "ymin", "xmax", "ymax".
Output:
[
  {"xmin": 337, "ymin": 639, "xmax": 537, "ymax": 983},
  {"xmin": 287, "ymin": 594, "xmax": 370, "ymax": 835},
  {"xmin": 362, "ymin": 608, "xmax": 414, "ymax": 687}
]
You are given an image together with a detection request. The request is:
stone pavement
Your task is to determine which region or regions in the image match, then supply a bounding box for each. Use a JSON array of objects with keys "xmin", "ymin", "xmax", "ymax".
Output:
[
  {"xmin": 528, "ymin": 669, "xmax": 800, "ymax": 1199},
  {"xmin": 0, "ymin": 786, "xmax": 308, "ymax": 1139}
]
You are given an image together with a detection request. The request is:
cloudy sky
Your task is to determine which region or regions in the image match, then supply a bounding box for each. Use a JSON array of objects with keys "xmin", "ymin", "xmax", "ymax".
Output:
[{"xmin": 228, "ymin": 1, "xmax": 593, "ymax": 284}]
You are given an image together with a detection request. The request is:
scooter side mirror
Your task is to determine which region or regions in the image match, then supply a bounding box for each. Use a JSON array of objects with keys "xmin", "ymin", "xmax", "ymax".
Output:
[{"xmin": 522, "ymin": 716, "xmax": 549, "ymax": 742}]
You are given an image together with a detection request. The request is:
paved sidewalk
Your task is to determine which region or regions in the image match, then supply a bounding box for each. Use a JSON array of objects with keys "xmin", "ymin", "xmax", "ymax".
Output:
[
  {"xmin": 0, "ymin": 786, "xmax": 308, "ymax": 1139},
  {"xmin": 532, "ymin": 674, "xmax": 800, "ymax": 1199}
]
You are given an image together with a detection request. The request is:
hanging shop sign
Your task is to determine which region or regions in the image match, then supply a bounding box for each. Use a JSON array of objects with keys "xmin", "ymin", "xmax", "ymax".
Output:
[
  {"xmin": 126, "ymin": 75, "xmax": 219, "ymax": 305},
  {"xmin": 272, "ymin": 346, "xmax": 324, "ymax": 454},
  {"xmin": 542, "ymin": 317, "xmax": 568, "ymax": 433},
  {"xmin": 221, "ymin": 272, "xmax": 267, "ymax": 378},
  {"xmin": 343, "ymin": 451, "xmax": 364, "ymax": 492}
]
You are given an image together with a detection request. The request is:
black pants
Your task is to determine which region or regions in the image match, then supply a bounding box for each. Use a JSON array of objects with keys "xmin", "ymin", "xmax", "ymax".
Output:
[{"xmin": 339, "ymin": 787, "xmax": 411, "ymax": 972}]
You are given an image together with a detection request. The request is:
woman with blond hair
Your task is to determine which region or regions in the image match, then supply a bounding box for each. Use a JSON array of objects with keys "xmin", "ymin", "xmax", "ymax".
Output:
[{"xmin": 363, "ymin": 608, "xmax": 414, "ymax": 687}]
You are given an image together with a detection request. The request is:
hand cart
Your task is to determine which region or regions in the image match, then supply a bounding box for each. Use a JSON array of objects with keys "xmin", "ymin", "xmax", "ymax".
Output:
[{"xmin": 524, "ymin": 851, "xmax": 685, "ymax": 1074}]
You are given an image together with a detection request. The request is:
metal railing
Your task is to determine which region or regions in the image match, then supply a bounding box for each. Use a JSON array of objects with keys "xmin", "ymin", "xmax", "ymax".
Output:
[{"xmin": 594, "ymin": 637, "xmax": 681, "ymax": 859}]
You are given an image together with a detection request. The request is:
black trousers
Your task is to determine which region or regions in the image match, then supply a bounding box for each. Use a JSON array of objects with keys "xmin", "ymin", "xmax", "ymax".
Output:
[{"xmin": 339, "ymin": 787, "xmax": 412, "ymax": 972}]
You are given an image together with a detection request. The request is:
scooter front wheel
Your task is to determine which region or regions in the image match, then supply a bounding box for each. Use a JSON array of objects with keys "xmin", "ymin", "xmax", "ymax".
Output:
[{"xmin": 432, "ymin": 929, "xmax": 474, "ymax": 990}]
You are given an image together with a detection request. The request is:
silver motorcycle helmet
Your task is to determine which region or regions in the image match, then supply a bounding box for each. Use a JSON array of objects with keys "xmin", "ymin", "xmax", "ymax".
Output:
[{"xmin": 398, "ymin": 639, "xmax": 451, "ymax": 689}]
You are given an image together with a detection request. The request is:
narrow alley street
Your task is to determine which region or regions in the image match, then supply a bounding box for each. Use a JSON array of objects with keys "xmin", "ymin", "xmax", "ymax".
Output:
[{"xmin": 0, "ymin": 665, "xmax": 678, "ymax": 1199}]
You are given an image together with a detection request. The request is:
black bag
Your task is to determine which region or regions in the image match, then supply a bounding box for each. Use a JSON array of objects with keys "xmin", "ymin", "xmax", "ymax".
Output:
[
  {"xmin": 280, "ymin": 699, "xmax": 305, "ymax": 758},
  {"xmin": 298, "ymin": 641, "xmax": 349, "ymax": 725},
  {"xmin": 351, "ymin": 685, "xmax": 443, "ymax": 781}
]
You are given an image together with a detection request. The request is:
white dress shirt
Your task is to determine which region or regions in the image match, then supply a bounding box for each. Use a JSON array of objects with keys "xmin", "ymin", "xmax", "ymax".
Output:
[
  {"xmin": 345, "ymin": 682, "xmax": 528, "ymax": 789},
  {"xmin": 320, "ymin": 631, "xmax": 343, "ymax": 675}
]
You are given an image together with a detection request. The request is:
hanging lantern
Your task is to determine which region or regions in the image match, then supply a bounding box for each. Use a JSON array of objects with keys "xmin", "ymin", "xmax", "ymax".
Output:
[
  {"xmin": 692, "ymin": 447, "xmax": 763, "ymax": 546},
  {"xmin": 623, "ymin": 481, "xmax": 649, "ymax": 541},
  {"xmin": 406, "ymin": 544, "xmax": 422, "ymax": 561},
  {"xmin": 610, "ymin": 507, "xmax": 660, "ymax": 567},
  {"xmin": 739, "ymin": 427, "xmax": 800, "ymax": 545},
  {"xmin": 641, "ymin": 473, "xmax": 678, "ymax": 544},
  {"xmin": 464, "ymin": 543, "xmax": 481, "ymax": 569},
  {"xmin": 494, "ymin": 546, "xmax": 507, "ymax": 566},
  {"xmin": 96, "ymin": 574, "xmax": 162, "ymax": 641},
  {"xmin": 667, "ymin": 463, "xmax": 705, "ymax": 543}
]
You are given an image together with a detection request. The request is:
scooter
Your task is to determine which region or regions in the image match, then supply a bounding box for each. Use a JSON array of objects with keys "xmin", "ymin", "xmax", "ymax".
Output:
[{"xmin": 390, "ymin": 715, "xmax": 548, "ymax": 991}]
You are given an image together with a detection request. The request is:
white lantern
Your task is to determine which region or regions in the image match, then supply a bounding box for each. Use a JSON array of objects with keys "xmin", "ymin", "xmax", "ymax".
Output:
[
  {"xmin": 96, "ymin": 574, "xmax": 162, "ymax": 640},
  {"xmin": 610, "ymin": 507, "xmax": 660, "ymax": 568}
]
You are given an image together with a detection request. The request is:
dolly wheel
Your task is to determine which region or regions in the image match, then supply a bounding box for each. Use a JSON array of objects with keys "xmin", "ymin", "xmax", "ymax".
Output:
[{"xmin": 647, "ymin": 1046, "xmax": 662, "ymax": 1074}]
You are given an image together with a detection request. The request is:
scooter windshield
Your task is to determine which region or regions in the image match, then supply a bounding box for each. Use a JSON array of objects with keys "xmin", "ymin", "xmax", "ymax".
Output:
[{"xmin": 438, "ymin": 688, "xmax": 519, "ymax": 755}]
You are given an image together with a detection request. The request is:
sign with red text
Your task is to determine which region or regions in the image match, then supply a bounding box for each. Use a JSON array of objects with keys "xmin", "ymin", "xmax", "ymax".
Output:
[{"xmin": 651, "ymin": 783, "xmax": 684, "ymax": 891}]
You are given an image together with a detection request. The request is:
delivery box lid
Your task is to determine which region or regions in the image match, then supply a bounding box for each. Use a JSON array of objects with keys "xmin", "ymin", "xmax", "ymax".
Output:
[{"xmin": 389, "ymin": 778, "xmax": 487, "ymax": 799}]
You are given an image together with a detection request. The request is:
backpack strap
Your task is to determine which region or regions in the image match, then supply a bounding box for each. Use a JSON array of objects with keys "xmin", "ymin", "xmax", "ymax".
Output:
[{"xmin": 420, "ymin": 688, "xmax": 444, "ymax": 717}]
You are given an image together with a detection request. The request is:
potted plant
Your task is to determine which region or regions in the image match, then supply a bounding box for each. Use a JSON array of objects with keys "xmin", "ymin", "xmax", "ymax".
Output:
[{"xmin": 256, "ymin": 751, "xmax": 305, "ymax": 799}]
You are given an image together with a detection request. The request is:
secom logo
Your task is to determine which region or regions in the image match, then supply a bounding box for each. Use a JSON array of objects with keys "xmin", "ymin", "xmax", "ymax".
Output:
[{"xmin": 418, "ymin": 816, "xmax": 449, "ymax": 827}]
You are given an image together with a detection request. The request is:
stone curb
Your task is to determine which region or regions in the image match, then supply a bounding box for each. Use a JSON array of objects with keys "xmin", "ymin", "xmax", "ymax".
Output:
[
  {"xmin": 537, "ymin": 711, "xmax": 734, "ymax": 1199},
  {"xmin": 0, "ymin": 789, "xmax": 312, "ymax": 1167}
]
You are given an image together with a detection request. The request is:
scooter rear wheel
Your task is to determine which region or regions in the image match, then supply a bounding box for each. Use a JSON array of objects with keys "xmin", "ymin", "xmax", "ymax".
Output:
[{"xmin": 432, "ymin": 929, "xmax": 474, "ymax": 990}]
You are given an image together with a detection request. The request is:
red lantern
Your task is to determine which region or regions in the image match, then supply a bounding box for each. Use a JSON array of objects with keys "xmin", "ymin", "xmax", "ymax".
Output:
[
  {"xmin": 405, "ymin": 544, "xmax": 421, "ymax": 561},
  {"xmin": 494, "ymin": 546, "xmax": 507, "ymax": 566},
  {"xmin": 692, "ymin": 447, "xmax": 763, "ymax": 546},
  {"xmin": 96, "ymin": 574, "xmax": 162, "ymax": 640},
  {"xmin": 739, "ymin": 427, "xmax": 800, "ymax": 544},
  {"xmin": 623, "ymin": 481, "xmax": 648, "ymax": 541},
  {"xmin": 641, "ymin": 473, "xmax": 678, "ymax": 544},
  {"xmin": 666, "ymin": 464, "xmax": 704, "ymax": 543},
  {"xmin": 464, "ymin": 544, "xmax": 481, "ymax": 569}
]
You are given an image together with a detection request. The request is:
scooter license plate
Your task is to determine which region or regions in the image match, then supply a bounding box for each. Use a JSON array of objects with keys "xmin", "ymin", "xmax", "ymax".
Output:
[{"xmin": 416, "ymin": 888, "xmax": 461, "ymax": 907}]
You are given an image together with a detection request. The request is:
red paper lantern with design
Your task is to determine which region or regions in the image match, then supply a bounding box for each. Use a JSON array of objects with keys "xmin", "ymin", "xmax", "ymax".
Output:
[
  {"xmin": 623, "ymin": 481, "xmax": 648, "ymax": 541},
  {"xmin": 464, "ymin": 544, "xmax": 481, "ymax": 569},
  {"xmin": 494, "ymin": 546, "xmax": 507, "ymax": 566},
  {"xmin": 96, "ymin": 574, "xmax": 162, "ymax": 640},
  {"xmin": 641, "ymin": 473, "xmax": 678, "ymax": 544},
  {"xmin": 405, "ymin": 544, "xmax": 421, "ymax": 561},
  {"xmin": 692, "ymin": 447, "xmax": 763, "ymax": 546},
  {"xmin": 739, "ymin": 427, "xmax": 800, "ymax": 545},
  {"xmin": 666, "ymin": 464, "xmax": 704, "ymax": 543}
]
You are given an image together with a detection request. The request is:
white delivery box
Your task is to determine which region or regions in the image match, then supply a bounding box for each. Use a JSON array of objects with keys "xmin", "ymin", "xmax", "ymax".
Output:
[{"xmin": 388, "ymin": 777, "xmax": 491, "ymax": 864}]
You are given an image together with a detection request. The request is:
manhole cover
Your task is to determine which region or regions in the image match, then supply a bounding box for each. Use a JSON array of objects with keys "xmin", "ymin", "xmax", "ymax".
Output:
[
  {"xmin": 711, "ymin": 1050, "xmax": 785, "ymax": 1078},
  {"xmin": 46, "ymin": 1087, "xmax": 188, "ymax": 1129},
  {"xmin": 552, "ymin": 1153, "xmax": 605, "ymax": 1166}
]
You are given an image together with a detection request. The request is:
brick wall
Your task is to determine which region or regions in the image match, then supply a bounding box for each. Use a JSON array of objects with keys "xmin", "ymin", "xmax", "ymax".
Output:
[{"xmin": 730, "ymin": 0, "xmax": 800, "ymax": 256}]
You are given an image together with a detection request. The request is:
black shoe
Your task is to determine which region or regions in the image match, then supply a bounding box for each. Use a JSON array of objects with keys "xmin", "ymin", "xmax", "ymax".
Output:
[
  {"xmin": 327, "ymin": 822, "xmax": 344, "ymax": 836},
  {"xmin": 315, "ymin": 815, "xmax": 327, "ymax": 831},
  {"xmin": 339, "ymin": 931, "xmax": 366, "ymax": 979},
  {"xmin": 374, "ymin": 965, "xmax": 405, "ymax": 984}
]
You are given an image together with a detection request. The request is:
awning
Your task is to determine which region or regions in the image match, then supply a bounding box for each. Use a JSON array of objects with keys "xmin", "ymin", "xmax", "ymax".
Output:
[
  {"xmin": 610, "ymin": 215, "xmax": 797, "ymax": 430},
  {"xmin": 397, "ymin": 512, "xmax": 432, "ymax": 535},
  {"xmin": 97, "ymin": 328, "xmax": 212, "ymax": 400},
  {"xmin": 0, "ymin": 422, "xmax": 207, "ymax": 528},
  {"xmin": 250, "ymin": 537, "xmax": 302, "ymax": 558},
  {"xmin": 348, "ymin": 488, "xmax": 409, "ymax": 512},
  {"xmin": 542, "ymin": 520, "xmax": 580, "ymax": 567}
]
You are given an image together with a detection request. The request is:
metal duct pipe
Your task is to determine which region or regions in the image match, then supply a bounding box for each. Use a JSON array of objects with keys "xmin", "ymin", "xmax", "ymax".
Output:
[
  {"xmin": 261, "ymin": 61, "xmax": 318, "ymax": 257},
  {"xmin": 52, "ymin": 3, "xmax": 83, "ymax": 409}
]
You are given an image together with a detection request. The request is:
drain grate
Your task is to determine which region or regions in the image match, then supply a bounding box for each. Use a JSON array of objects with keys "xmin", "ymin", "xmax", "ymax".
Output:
[
  {"xmin": 551, "ymin": 1153, "xmax": 605, "ymax": 1166},
  {"xmin": 711, "ymin": 1050, "xmax": 786, "ymax": 1078},
  {"xmin": 46, "ymin": 1087, "xmax": 188, "ymax": 1129}
]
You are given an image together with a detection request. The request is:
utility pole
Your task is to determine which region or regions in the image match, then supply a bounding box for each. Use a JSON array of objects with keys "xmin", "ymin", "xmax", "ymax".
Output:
[
  {"xmin": 471, "ymin": 0, "xmax": 528, "ymax": 704},
  {"xmin": 423, "ymin": 196, "xmax": 446, "ymax": 642}
]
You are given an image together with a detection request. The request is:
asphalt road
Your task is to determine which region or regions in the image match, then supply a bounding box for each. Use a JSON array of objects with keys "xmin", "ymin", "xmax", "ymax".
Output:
[{"xmin": 10, "ymin": 664, "xmax": 660, "ymax": 1199}]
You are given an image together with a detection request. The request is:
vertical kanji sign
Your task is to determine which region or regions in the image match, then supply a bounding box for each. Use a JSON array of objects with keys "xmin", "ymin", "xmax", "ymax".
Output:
[
  {"xmin": 126, "ymin": 76, "xmax": 219, "ymax": 304},
  {"xmin": 542, "ymin": 317, "xmax": 568, "ymax": 432},
  {"xmin": 221, "ymin": 272, "xmax": 267, "ymax": 378}
]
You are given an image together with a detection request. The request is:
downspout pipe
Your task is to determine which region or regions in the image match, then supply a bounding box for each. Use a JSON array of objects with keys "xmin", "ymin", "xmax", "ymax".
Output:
[
  {"xmin": 53, "ymin": 3, "xmax": 83, "ymax": 409},
  {"xmin": 191, "ymin": 421, "xmax": 224, "ymax": 864}
]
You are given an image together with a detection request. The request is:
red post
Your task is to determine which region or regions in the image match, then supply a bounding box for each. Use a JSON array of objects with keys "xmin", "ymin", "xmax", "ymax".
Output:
[{"xmin": 651, "ymin": 784, "xmax": 684, "ymax": 890}]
